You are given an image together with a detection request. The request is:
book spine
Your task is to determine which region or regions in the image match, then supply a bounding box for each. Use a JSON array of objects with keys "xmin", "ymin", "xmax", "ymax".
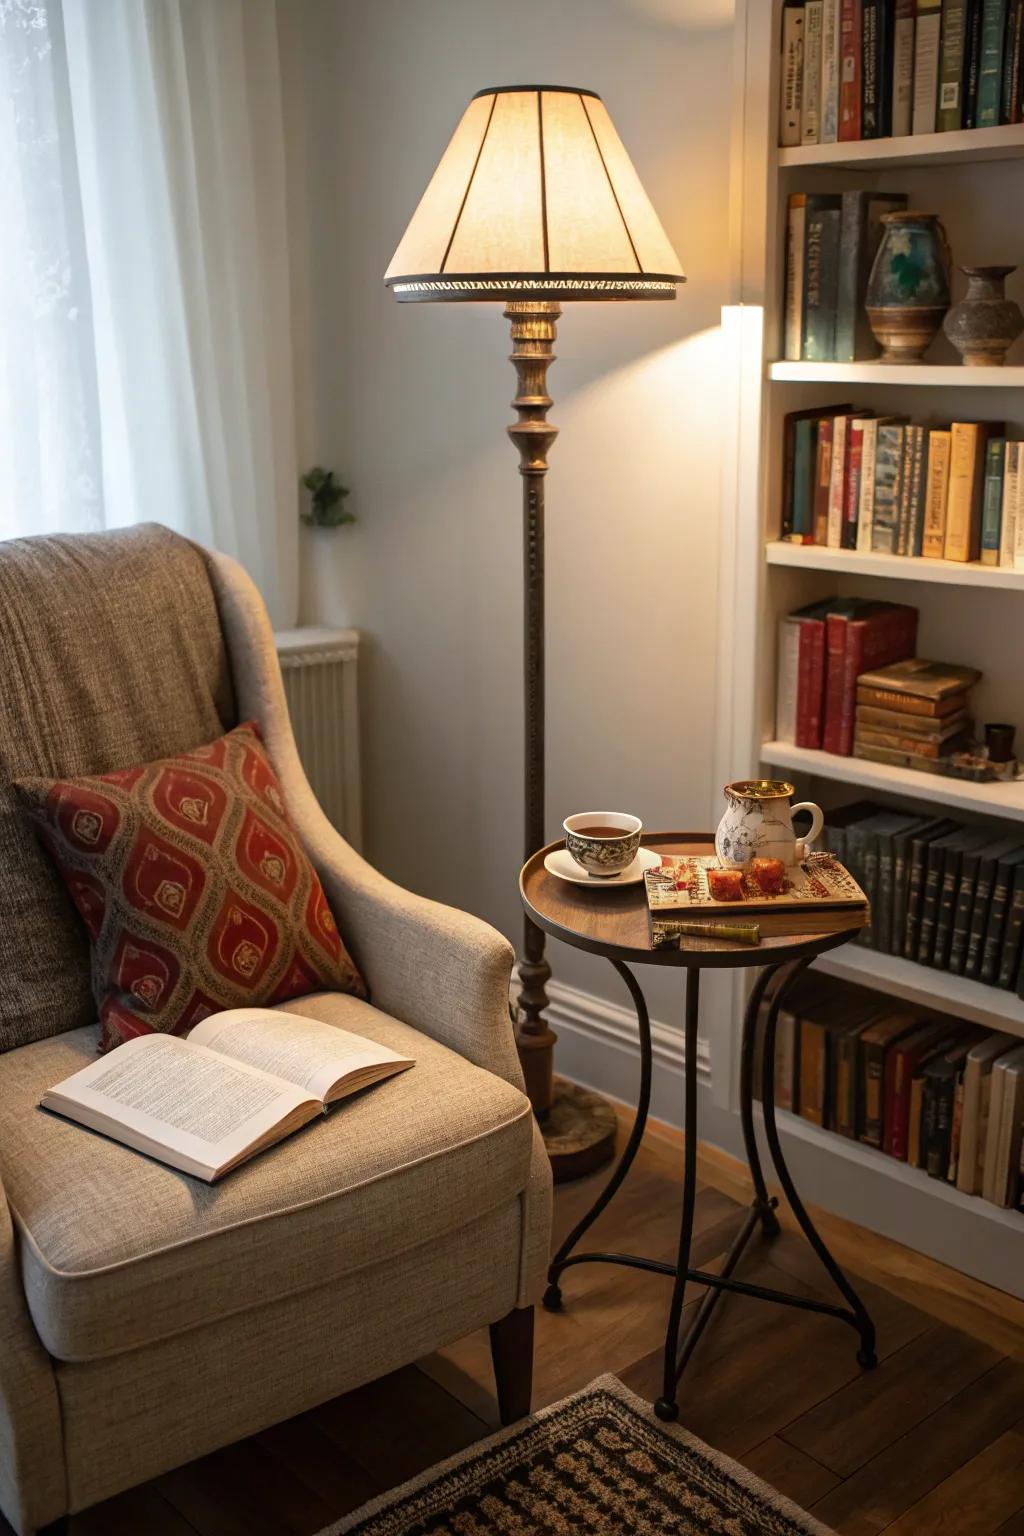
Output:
[
  {"xmin": 800, "ymin": 1020, "xmax": 827, "ymax": 1125},
  {"xmin": 875, "ymin": 831, "xmax": 897, "ymax": 954},
  {"xmin": 997, "ymin": 873, "xmax": 1024, "ymax": 986},
  {"xmin": 978, "ymin": 0, "xmax": 1009, "ymax": 125},
  {"xmin": 888, "ymin": 1048, "xmax": 915, "ymax": 1159},
  {"xmin": 939, "ymin": 0, "xmax": 969, "ymax": 126},
  {"xmin": 999, "ymin": 440, "xmax": 1019, "ymax": 567},
  {"xmin": 1001, "ymin": 0, "xmax": 1024, "ymax": 119},
  {"xmin": 917, "ymin": 847, "xmax": 946, "ymax": 964},
  {"xmin": 835, "ymin": 192, "xmax": 864, "ymax": 362},
  {"xmin": 776, "ymin": 1009, "xmax": 798, "ymax": 1110},
  {"xmin": 921, "ymin": 429, "xmax": 952, "ymax": 559},
  {"xmin": 896, "ymin": 426, "xmax": 916, "ymax": 556},
  {"xmin": 964, "ymin": 0, "xmax": 985, "ymax": 123},
  {"xmin": 862, "ymin": 0, "xmax": 883, "ymax": 134},
  {"xmin": 793, "ymin": 418, "xmax": 817, "ymax": 538},
  {"xmin": 827, "ymin": 415, "xmax": 849, "ymax": 545},
  {"xmin": 836, "ymin": 1031, "xmax": 860, "ymax": 1136},
  {"xmin": 1014, "ymin": 455, "xmax": 1024, "ymax": 570},
  {"xmin": 872, "ymin": 424, "xmax": 904, "ymax": 553},
  {"xmin": 944, "ymin": 422, "xmax": 982, "ymax": 562},
  {"xmin": 780, "ymin": 2, "xmax": 806, "ymax": 145},
  {"xmin": 981, "ymin": 437, "xmax": 1006, "ymax": 565},
  {"xmin": 784, "ymin": 196, "xmax": 808, "ymax": 362},
  {"xmin": 842, "ymin": 419, "xmax": 866, "ymax": 549},
  {"xmin": 882, "ymin": 1046, "xmax": 902, "ymax": 1154},
  {"xmin": 857, "ymin": 418, "xmax": 879, "ymax": 550},
  {"xmin": 813, "ymin": 418, "xmax": 834, "ymax": 543},
  {"xmin": 908, "ymin": 424, "xmax": 927, "ymax": 556},
  {"xmin": 857, "ymin": 685, "xmax": 940, "ymax": 715},
  {"xmin": 948, "ymin": 1075, "xmax": 965, "ymax": 1182},
  {"xmin": 909, "ymin": 1076, "xmax": 926, "ymax": 1166},
  {"xmin": 949, "ymin": 859, "xmax": 979, "ymax": 974},
  {"xmin": 981, "ymin": 867, "xmax": 1015, "ymax": 983},
  {"xmin": 796, "ymin": 620, "xmax": 828, "ymax": 747},
  {"xmin": 860, "ymin": 832, "xmax": 882, "ymax": 948},
  {"xmin": 776, "ymin": 620, "xmax": 801, "ymax": 741},
  {"xmin": 927, "ymin": 1072, "xmax": 955, "ymax": 1179},
  {"xmin": 803, "ymin": 0, "xmax": 826, "ymax": 140},
  {"xmin": 803, "ymin": 206, "xmax": 841, "ymax": 360},
  {"xmin": 822, "ymin": 0, "xmax": 842, "ymax": 139},
  {"xmin": 793, "ymin": 620, "xmax": 815, "ymax": 743},
  {"xmin": 892, "ymin": 837, "xmax": 914, "ymax": 953},
  {"xmin": 966, "ymin": 864, "xmax": 995, "ymax": 976},
  {"xmin": 913, "ymin": 0, "xmax": 944, "ymax": 131},
  {"xmin": 893, "ymin": 0, "xmax": 918, "ymax": 133},
  {"xmin": 933, "ymin": 859, "xmax": 962, "ymax": 968},
  {"xmin": 839, "ymin": 0, "xmax": 864, "ymax": 137},
  {"xmin": 861, "ymin": 1043, "xmax": 887, "ymax": 1146}
]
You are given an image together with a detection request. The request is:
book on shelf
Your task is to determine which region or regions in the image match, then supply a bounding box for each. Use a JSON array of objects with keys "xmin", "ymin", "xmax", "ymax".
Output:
[
  {"xmin": 923, "ymin": 1029, "xmax": 987, "ymax": 1181},
  {"xmin": 823, "ymin": 600, "xmax": 919, "ymax": 755},
  {"xmin": 978, "ymin": 0, "xmax": 1009, "ymax": 126},
  {"xmin": 920, "ymin": 428, "xmax": 952, "ymax": 558},
  {"xmin": 897, "ymin": 423, "xmax": 928, "ymax": 556},
  {"xmin": 949, "ymin": 832, "xmax": 1016, "ymax": 973},
  {"xmin": 822, "ymin": 0, "xmax": 843, "ymax": 140},
  {"xmin": 998, "ymin": 859, "xmax": 1024, "ymax": 985},
  {"xmin": 776, "ymin": 597, "xmax": 836, "ymax": 746},
  {"xmin": 935, "ymin": 827, "xmax": 995, "ymax": 967},
  {"xmin": 803, "ymin": 0, "xmax": 826, "ymax": 141},
  {"xmin": 781, "ymin": 0, "xmax": 807, "ymax": 146},
  {"xmin": 41, "ymin": 1009, "xmax": 414, "ymax": 1182},
  {"xmin": 806, "ymin": 198, "xmax": 843, "ymax": 358},
  {"xmin": 980, "ymin": 436, "xmax": 1007, "ymax": 564},
  {"xmin": 965, "ymin": 0, "xmax": 985, "ymax": 126},
  {"xmin": 938, "ymin": 0, "xmax": 969, "ymax": 129},
  {"xmin": 784, "ymin": 192, "xmax": 907, "ymax": 363},
  {"xmin": 912, "ymin": 0, "xmax": 944, "ymax": 132},
  {"xmin": 980, "ymin": 845, "xmax": 1024, "ymax": 983},
  {"xmin": 781, "ymin": 403, "xmax": 851, "ymax": 539},
  {"xmin": 839, "ymin": 0, "xmax": 865, "ymax": 139},
  {"xmin": 861, "ymin": 1011, "xmax": 921, "ymax": 1145},
  {"xmin": 854, "ymin": 656, "xmax": 982, "ymax": 713},
  {"xmin": 982, "ymin": 1041, "xmax": 1024, "ymax": 1203},
  {"xmin": 1001, "ymin": 440, "xmax": 1023, "ymax": 568},
  {"xmin": 885, "ymin": 1018, "xmax": 961, "ymax": 1158},
  {"xmin": 965, "ymin": 836, "xmax": 1024, "ymax": 975},
  {"xmin": 957, "ymin": 1031, "xmax": 1019, "ymax": 1191},
  {"xmin": 1004, "ymin": 0, "xmax": 1024, "ymax": 121},
  {"xmin": 945, "ymin": 421, "xmax": 1003, "ymax": 562}
]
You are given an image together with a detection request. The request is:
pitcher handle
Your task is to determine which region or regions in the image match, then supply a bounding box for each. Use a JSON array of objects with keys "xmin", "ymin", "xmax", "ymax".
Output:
[{"xmin": 792, "ymin": 801, "xmax": 824, "ymax": 861}]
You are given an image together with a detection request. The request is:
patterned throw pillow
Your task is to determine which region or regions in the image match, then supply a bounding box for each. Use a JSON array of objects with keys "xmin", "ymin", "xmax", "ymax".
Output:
[{"xmin": 16, "ymin": 722, "xmax": 366, "ymax": 1050}]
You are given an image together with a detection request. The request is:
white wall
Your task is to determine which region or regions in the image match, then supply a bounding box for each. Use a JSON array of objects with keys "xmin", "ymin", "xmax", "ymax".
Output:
[{"xmin": 282, "ymin": 0, "xmax": 735, "ymax": 1033}]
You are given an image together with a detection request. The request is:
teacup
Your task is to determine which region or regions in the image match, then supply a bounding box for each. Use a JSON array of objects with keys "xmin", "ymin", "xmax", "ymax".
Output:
[{"xmin": 564, "ymin": 812, "xmax": 642, "ymax": 878}]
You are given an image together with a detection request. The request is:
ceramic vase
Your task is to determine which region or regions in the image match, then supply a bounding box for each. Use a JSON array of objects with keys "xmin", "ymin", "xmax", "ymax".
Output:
[
  {"xmin": 943, "ymin": 265, "xmax": 1024, "ymax": 367},
  {"xmin": 865, "ymin": 211, "xmax": 951, "ymax": 364}
]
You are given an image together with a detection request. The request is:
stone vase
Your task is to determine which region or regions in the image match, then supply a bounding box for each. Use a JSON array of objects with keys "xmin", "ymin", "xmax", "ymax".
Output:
[
  {"xmin": 865, "ymin": 211, "xmax": 951, "ymax": 363},
  {"xmin": 943, "ymin": 265, "xmax": 1024, "ymax": 366}
]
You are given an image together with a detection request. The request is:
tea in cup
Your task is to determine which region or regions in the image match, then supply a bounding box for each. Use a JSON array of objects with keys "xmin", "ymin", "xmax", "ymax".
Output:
[{"xmin": 564, "ymin": 812, "xmax": 642, "ymax": 878}]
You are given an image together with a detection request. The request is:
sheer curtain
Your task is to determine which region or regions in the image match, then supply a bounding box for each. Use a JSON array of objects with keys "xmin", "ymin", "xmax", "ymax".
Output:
[{"xmin": 0, "ymin": 0, "xmax": 299, "ymax": 626}]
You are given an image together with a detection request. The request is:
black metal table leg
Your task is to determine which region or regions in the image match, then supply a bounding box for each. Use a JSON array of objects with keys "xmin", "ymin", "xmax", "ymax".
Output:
[
  {"xmin": 739, "ymin": 963, "xmax": 784, "ymax": 1238},
  {"xmin": 760, "ymin": 958, "xmax": 878, "ymax": 1367},
  {"xmin": 654, "ymin": 967, "xmax": 701, "ymax": 1422},
  {"xmin": 543, "ymin": 959, "xmax": 653, "ymax": 1309}
]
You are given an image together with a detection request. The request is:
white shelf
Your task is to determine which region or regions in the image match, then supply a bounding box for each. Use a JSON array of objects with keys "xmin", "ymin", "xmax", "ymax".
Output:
[
  {"xmin": 778, "ymin": 123, "xmax": 1024, "ymax": 171},
  {"xmin": 761, "ymin": 740, "xmax": 1024, "ymax": 820},
  {"xmin": 767, "ymin": 361, "xmax": 1024, "ymax": 386},
  {"xmin": 815, "ymin": 942, "xmax": 1024, "ymax": 1039},
  {"xmin": 770, "ymin": 1108, "xmax": 1024, "ymax": 1233},
  {"xmin": 765, "ymin": 541, "xmax": 1024, "ymax": 589}
]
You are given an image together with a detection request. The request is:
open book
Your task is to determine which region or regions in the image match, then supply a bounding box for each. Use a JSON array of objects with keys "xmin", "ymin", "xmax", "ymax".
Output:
[{"xmin": 41, "ymin": 1009, "xmax": 414, "ymax": 1182}]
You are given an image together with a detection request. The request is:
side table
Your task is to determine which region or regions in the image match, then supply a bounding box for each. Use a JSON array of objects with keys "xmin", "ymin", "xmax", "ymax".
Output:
[{"xmin": 520, "ymin": 831, "xmax": 878, "ymax": 1422}]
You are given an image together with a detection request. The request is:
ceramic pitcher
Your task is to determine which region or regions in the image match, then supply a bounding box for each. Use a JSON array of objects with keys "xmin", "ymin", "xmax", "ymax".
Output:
[
  {"xmin": 865, "ymin": 211, "xmax": 951, "ymax": 363},
  {"xmin": 715, "ymin": 780, "xmax": 824, "ymax": 870}
]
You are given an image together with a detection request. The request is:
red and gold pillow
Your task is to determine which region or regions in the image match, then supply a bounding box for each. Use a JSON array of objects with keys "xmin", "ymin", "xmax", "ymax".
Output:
[{"xmin": 17, "ymin": 722, "xmax": 366, "ymax": 1050}]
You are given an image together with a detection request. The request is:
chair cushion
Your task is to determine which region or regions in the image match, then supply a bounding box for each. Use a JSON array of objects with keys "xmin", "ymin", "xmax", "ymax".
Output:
[
  {"xmin": 16, "ymin": 722, "xmax": 366, "ymax": 1050},
  {"xmin": 0, "ymin": 992, "xmax": 533, "ymax": 1363},
  {"xmin": 0, "ymin": 525, "xmax": 235, "ymax": 1054}
]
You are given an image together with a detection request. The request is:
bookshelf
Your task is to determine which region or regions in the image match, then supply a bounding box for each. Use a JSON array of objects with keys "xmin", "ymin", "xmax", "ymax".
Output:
[{"xmin": 719, "ymin": 0, "xmax": 1024, "ymax": 1298}]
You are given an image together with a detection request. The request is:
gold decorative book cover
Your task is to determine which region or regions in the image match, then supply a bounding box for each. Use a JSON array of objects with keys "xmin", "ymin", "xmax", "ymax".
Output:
[{"xmin": 644, "ymin": 853, "xmax": 868, "ymax": 948}]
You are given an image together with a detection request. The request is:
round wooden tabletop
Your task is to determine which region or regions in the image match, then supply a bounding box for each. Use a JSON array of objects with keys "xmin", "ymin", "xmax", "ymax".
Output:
[{"xmin": 520, "ymin": 832, "xmax": 866, "ymax": 970}]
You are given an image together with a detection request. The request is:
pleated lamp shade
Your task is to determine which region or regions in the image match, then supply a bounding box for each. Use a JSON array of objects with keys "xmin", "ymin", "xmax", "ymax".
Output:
[{"xmin": 384, "ymin": 86, "xmax": 685, "ymax": 302}]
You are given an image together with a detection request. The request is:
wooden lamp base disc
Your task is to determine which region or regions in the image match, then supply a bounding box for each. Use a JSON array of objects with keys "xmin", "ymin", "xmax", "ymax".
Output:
[{"xmin": 541, "ymin": 1078, "xmax": 618, "ymax": 1184}]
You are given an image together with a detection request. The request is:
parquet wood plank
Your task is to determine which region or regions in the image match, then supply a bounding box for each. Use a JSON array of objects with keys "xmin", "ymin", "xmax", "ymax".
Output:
[
  {"xmin": 741, "ymin": 1436, "xmax": 841, "ymax": 1509},
  {"xmin": 881, "ymin": 1423, "xmax": 1024, "ymax": 1535}
]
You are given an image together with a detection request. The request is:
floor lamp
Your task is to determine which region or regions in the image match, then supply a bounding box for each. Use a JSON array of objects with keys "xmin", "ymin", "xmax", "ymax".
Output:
[{"xmin": 384, "ymin": 86, "xmax": 685, "ymax": 1176}]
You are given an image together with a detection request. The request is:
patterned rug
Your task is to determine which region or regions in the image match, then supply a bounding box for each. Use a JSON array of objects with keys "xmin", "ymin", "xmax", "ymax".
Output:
[{"xmin": 324, "ymin": 1375, "xmax": 836, "ymax": 1535}]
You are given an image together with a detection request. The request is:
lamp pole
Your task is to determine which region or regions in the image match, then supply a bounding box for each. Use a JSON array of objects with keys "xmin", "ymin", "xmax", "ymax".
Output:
[{"xmin": 505, "ymin": 299, "xmax": 560, "ymax": 1116}]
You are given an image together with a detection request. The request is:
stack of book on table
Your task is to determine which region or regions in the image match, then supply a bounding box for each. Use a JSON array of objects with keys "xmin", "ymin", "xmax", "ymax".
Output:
[
  {"xmin": 819, "ymin": 800, "xmax": 1024, "ymax": 991},
  {"xmin": 779, "ymin": 0, "xmax": 1024, "ymax": 148},
  {"xmin": 754, "ymin": 971, "xmax": 1024, "ymax": 1209},
  {"xmin": 776, "ymin": 597, "xmax": 919, "ymax": 754},
  {"xmin": 854, "ymin": 657, "xmax": 980, "ymax": 768},
  {"xmin": 781, "ymin": 404, "xmax": 1018, "ymax": 566}
]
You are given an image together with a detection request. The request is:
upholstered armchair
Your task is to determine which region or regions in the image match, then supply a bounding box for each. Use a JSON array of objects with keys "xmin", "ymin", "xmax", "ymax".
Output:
[{"xmin": 0, "ymin": 525, "xmax": 552, "ymax": 1536}]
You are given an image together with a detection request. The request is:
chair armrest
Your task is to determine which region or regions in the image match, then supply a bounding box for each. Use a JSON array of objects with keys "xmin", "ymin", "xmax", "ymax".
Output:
[
  {"xmin": 0, "ymin": 1181, "xmax": 66, "ymax": 1532},
  {"xmin": 207, "ymin": 550, "xmax": 525, "ymax": 1090}
]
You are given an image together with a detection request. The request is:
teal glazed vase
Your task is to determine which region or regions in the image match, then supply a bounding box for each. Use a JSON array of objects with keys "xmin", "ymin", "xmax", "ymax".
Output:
[{"xmin": 865, "ymin": 211, "xmax": 951, "ymax": 363}]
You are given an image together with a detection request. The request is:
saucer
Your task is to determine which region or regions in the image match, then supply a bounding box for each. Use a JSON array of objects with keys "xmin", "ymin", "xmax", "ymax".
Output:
[{"xmin": 544, "ymin": 845, "xmax": 662, "ymax": 888}]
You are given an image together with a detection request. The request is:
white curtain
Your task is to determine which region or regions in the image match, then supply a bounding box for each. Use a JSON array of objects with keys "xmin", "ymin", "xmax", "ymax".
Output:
[{"xmin": 1, "ymin": 0, "xmax": 299, "ymax": 627}]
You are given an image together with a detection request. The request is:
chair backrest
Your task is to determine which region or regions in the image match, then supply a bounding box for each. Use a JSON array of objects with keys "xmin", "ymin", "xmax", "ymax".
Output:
[{"xmin": 0, "ymin": 524, "xmax": 236, "ymax": 1052}]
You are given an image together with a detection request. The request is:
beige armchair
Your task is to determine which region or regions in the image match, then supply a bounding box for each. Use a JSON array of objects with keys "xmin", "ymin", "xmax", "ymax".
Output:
[{"xmin": 0, "ymin": 525, "xmax": 552, "ymax": 1536}]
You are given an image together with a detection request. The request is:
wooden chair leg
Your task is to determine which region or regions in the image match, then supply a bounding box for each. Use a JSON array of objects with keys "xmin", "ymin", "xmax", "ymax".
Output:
[{"xmin": 488, "ymin": 1304, "xmax": 534, "ymax": 1425}]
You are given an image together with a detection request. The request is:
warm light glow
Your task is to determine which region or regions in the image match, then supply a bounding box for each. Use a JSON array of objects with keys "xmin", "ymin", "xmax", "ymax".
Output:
[{"xmin": 384, "ymin": 86, "xmax": 686, "ymax": 303}]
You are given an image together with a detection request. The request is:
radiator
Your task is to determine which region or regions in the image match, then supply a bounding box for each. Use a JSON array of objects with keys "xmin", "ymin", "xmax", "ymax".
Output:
[{"xmin": 273, "ymin": 627, "xmax": 362, "ymax": 851}]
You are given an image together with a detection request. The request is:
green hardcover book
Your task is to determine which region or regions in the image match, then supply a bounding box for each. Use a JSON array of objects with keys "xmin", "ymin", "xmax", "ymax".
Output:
[
  {"xmin": 938, "ymin": 0, "xmax": 969, "ymax": 126},
  {"xmin": 802, "ymin": 197, "xmax": 843, "ymax": 361},
  {"xmin": 949, "ymin": 834, "xmax": 1019, "ymax": 974},
  {"xmin": 870, "ymin": 812, "xmax": 924, "ymax": 954},
  {"xmin": 793, "ymin": 417, "xmax": 818, "ymax": 539},
  {"xmin": 891, "ymin": 816, "xmax": 946, "ymax": 954},
  {"xmin": 966, "ymin": 837, "xmax": 1024, "ymax": 976},
  {"xmin": 980, "ymin": 437, "xmax": 1006, "ymax": 566},
  {"xmin": 917, "ymin": 827, "xmax": 969, "ymax": 966},
  {"xmin": 933, "ymin": 829, "xmax": 992, "ymax": 970},
  {"xmin": 978, "ymin": 0, "xmax": 1009, "ymax": 124},
  {"xmin": 905, "ymin": 819, "xmax": 958, "ymax": 958},
  {"xmin": 998, "ymin": 860, "xmax": 1024, "ymax": 987},
  {"xmin": 981, "ymin": 846, "xmax": 1024, "ymax": 984},
  {"xmin": 846, "ymin": 811, "xmax": 895, "ymax": 946}
]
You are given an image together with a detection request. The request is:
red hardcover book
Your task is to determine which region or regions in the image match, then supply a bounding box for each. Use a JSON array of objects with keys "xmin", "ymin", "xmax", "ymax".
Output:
[
  {"xmin": 839, "ymin": 0, "xmax": 864, "ymax": 140},
  {"xmin": 795, "ymin": 608, "xmax": 831, "ymax": 748},
  {"xmin": 813, "ymin": 417, "xmax": 835, "ymax": 545},
  {"xmin": 841, "ymin": 418, "xmax": 867, "ymax": 550},
  {"xmin": 884, "ymin": 1021, "xmax": 960, "ymax": 1160},
  {"xmin": 824, "ymin": 602, "xmax": 919, "ymax": 755}
]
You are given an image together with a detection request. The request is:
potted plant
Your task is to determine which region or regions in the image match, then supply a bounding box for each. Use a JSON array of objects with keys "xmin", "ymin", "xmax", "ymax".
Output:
[{"xmin": 300, "ymin": 467, "xmax": 354, "ymax": 529}]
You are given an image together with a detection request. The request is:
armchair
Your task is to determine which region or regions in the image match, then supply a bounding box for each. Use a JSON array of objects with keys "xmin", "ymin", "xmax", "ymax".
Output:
[{"xmin": 0, "ymin": 525, "xmax": 552, "ymax": 1536}]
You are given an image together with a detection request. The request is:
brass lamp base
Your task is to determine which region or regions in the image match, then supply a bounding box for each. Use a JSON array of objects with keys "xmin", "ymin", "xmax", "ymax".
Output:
[{"xmin": 540, "ymin": 1078, "xmax": 618, "ymax": 1184}]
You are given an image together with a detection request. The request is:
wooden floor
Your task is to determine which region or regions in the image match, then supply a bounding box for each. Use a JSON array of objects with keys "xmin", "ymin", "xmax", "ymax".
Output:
[{"xmin": 43, "ymin": 1124, "xmax": 1024, "ymax": 1535}]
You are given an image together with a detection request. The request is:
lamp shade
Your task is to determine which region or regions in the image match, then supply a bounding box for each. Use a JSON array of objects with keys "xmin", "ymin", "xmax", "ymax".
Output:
[{"xmin": 384, "ymin": 86, "xmax": 685, "ymax": 302}]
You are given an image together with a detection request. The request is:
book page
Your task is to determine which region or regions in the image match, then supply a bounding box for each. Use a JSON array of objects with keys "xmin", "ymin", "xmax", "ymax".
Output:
[
  {"xmin": 42, "ymin": 1035, "xmax": 316, "ymax": 1178},
  {"xmin": 189, "ymin": 1008, "xmax": 413, "ymax": 1104}
]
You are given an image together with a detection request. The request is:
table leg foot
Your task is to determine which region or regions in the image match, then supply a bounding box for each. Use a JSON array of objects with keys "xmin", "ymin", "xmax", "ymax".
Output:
[
  {"xmin": 654, "ymin": 1396, "xmax": 679, "ymax": 1422},
  {"xmin": 542, "ymin": 1283, "xmax": 563, "ymax": 1312},
  {"xmin": 753, "ymin": 1195, "xmax": 781, "ymax": 1238},
  {"xmin": 857, "ymin": 1347, "xmax": 878, "ymax": 1369}
]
